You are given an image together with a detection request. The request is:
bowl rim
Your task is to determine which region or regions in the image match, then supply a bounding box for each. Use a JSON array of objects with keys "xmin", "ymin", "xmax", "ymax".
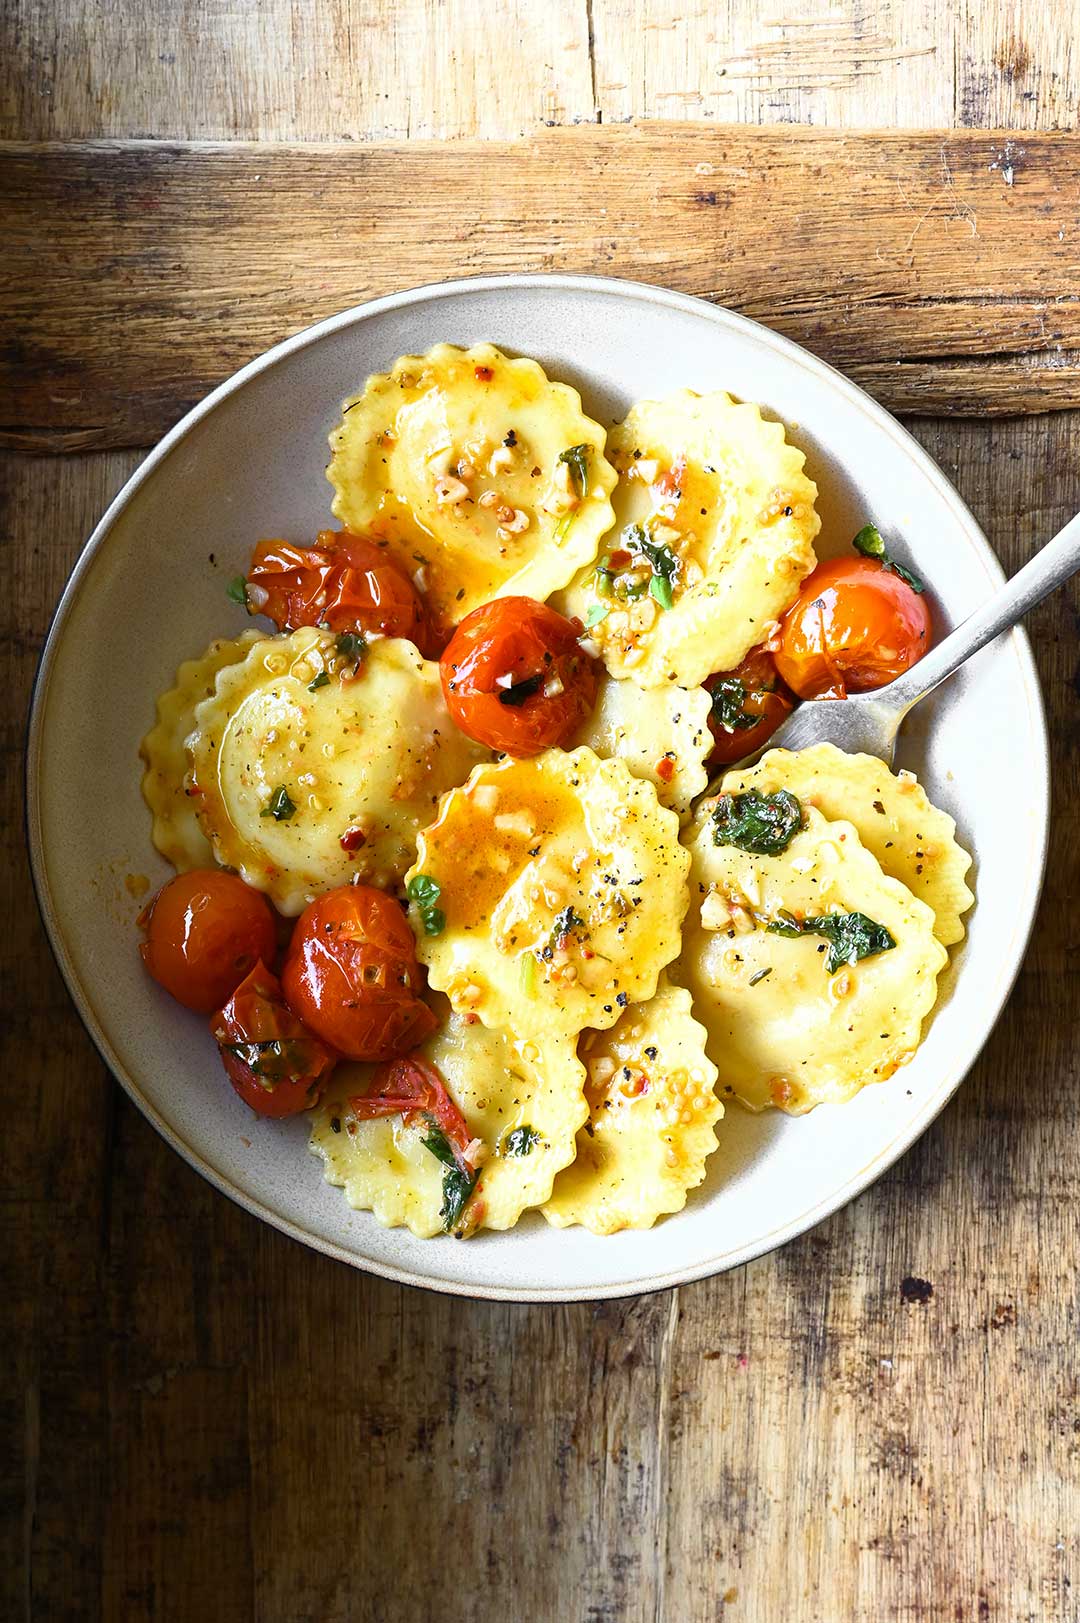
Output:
[{"xmin": 25, "ymin": 271, "xmax": 1050, "ymax": 1301}]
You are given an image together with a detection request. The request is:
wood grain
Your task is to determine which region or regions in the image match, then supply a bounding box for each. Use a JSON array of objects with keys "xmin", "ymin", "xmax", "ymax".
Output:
[
  {"xmin": 5, "ymin": 418, "xmax": 1080, "ymax": 1621},
  {"xmin": 7, "ymin": 4, "xmax": 1080, "ymax": 1619},
  {"xmin": 4, "ymin": 127, "xmax": 1080, "ymax": 453},
  {"xmin": 6, "ymin": 0, "xmax": 1080, "ymax": 141}
]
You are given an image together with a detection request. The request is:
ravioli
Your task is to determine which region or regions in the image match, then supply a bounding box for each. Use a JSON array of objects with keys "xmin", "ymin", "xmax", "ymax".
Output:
[
  {"xmin": 409, "ymin": 747, "xmax": 690, "ymax": 1039},
  {"xmin": 568, "ymin": 675, "xmax": 712, "ymax": 822},
  {"xmin": 187, "ymin": 627, "xmax": 488, "ymax": 914},
  {"xmin": 558, "ymin": 391, "xmax": 819, "ymax": 688},
  {"xmin": 140, "ymin": 629, "xmax": 263, "ymax": 871},
  {"xmin": 678, "ymin": 799, "xmax": 948, "ymax": 1113},
  {"xmin": 721, "ymin": 744, "xmax": 974, "ymax": 946},
  {"xmin": 544, "ymin": 976, "xmax": 721, "ymax": 1234},
  {"xmin": 327, "ymin": 343, "xmax": 618, "ymax": 629},
  {"xmin": 310, "ymin": 998, "xmax": 586, "ymax": 1236}
]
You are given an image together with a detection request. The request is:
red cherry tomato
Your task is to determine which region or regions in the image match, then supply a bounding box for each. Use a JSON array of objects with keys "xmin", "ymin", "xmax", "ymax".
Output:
[
  {"xmin": 281, "ymin": 886, "xmax": 438, "ymax": 1061},
  {"xmin": 439, "ymin": 596, "xmax": 598, "ymax": 756},
  {"xmin": 211, "ymin": 961, "xmax": 336, "ymax": 1117},
  {"xmin": 706, "ymin": 647, "xmax": 794, "ymax": 768},
  {"xmin": 350, "ymin": 1055, "xmax": 473, "ymax": 1160},
  {"xmin": 139, "ymin": 869, "xmax": 277, "ymax": 1013},
  {"xmin": 774, "ymin": 556, "xmax": 932, "ymax": 700},
  {"xmin": 245, "ymin": 529, "xmax": 436, "ymax": 654}
]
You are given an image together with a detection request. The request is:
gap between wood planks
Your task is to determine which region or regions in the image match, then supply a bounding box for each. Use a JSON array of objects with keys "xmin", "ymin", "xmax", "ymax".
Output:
[{"xmin": 3, "ymin": 124, "xmax": 1080, "ymax": 453}]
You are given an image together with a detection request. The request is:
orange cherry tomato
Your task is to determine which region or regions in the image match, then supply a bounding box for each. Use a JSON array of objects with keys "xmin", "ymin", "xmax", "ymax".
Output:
[
  {"xmin": 439, "ymin": 596, "xmax": 598, "ymax": 756},
  {"xmin": 211, "ymin": 961, "xmax": 336, "ymax": 1117},
  {"xmin": 706, "ymin": 647, "xmax": 794, "ymax": 768},
  {"xmin": 774, "ymin": 556, "xmax": 932, "ymax": 700},
  {"xmin": 350, "ymin": 1055, "xmax": 473, "ymax": 1161},
  {"xmin": 245, "ymin": 529, "xmax": 436, "ymax": 655},
  {"xmin": 139, "ymin": 869, "xmax": 277, "ymax": 1013},
  {"xmin": 281, "ymin": 886, "xmax": 438, "ymax": 1061}
]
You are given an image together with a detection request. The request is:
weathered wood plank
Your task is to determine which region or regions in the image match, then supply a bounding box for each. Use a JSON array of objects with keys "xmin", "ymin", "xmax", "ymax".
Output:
[
  {"xmin": 5, "ymin": 0, "xmax": 1080, "ymax": 142},
  {"xmin": 6, "ymin": 409, "xmax": 1080, "ymax": 1620},
  {"xmin": 3, "ymin": 128, "xmax": 1080, "ymax": 452}
]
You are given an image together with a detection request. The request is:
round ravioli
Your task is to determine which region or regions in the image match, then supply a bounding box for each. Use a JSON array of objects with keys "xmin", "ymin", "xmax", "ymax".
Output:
[
  {"xmin": 559, "ymin": 391, "xmax": 819, "ymax": 688},
  {"xmin": 309, "ymin": 1001, "xmax": 586, "ymax": 1237},
  {"xmin": 544, "ymin": 976, "xmax": 722, "ymax": 1234},
  {"xmin": 409, "ymin": 747, "xmax": 690, "ymax": 1039},
  {"xmin": 327, "ymin": 342, "xmax": 618, "ymax": 630},
  {"xmin": 140, "ymin": 629, "xmax": 263, "ymax": 871},
  {"xmin": 567, "ymin": 674, "xmax": 712, "ymax": 822},
  {"xmin": 679, "ymin": 799, "xmax": 948, "ymax": 1113},
  {"xmin": 721, "ymin": 743, "xmax": 974, "ymax": 947},
  {"xmin": 187, "ymin": 627, "xmax": 488, "ymax": 914}
]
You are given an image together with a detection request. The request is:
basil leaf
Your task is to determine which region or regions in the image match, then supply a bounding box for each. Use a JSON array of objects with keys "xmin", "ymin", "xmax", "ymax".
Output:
[
  {"xmin": 585, "ymin": 603, "xmax": 610, "ymax": 628},
  {"xmin": 497, "ymin": 672, "xmax": 543, "ymax": 707},
  {"xmin": 335, "ymin": 631, "xmax": 368, "ymax": 667},
  {"xmin": 422, "ymin": 1124, "xmax": 457, "ymax": 1169},
  {"xmin": 440, "ymin": 1164, "xmax": 478, "ymax": 1232},
  {"xmin": 503, "ymin": 1125, "xmax": 541, "ymax": 1157},
  {"xmin": 628, "ymin": 525, "xmax": 680, "ymax": 610},
  {"xmin": 766, "ymin": 910, "xmax": 897, "ymax": 974},
  {"xmin": 261, "ymin": 785, "xmax": 296, "ymax": 821},
  {"xmin": 558, "ymin": 443, "xmax": 590, "ymax": 499},
  {"xmin": 852, "ymin": 522, "xmax": 925, "ymax": 594},
  {"xmin": 420, "ymin": 907, "xmax": 446, "ymax": 937},
  {"xmin": 226, "ymin": 575, "xmax": 248, "ymax": 607},
  {"xmin": 423, "ymin": 1125, "xmax": 478, "ymax": 1231},
  {"xmin": 649, "ymin": 573, "xmax": 674, "ymax": 611},
  {"xmin": 307, "ymin": 671, "xmax": 330, "ymax": 691},
  {"xmin": 709, "ymin": 676, "xmax": 759, "ymax": 734},
  {"xmin": 407, "ymin": 874, "xmax": 441, "ymax": 908},
  {"xmin": 710, "ymin": 789, "xmax": 803, "ymax": 856}
]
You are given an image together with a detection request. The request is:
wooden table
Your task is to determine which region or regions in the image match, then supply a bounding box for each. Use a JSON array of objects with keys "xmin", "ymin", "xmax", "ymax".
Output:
[{"xmin": 5, "ymin": 7, "xmax": 1080, "ymax": 1620}]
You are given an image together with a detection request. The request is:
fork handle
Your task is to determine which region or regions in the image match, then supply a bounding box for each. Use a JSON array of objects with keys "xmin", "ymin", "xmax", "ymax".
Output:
[{"xmin": 880, "ymin": 509, "xmax": 1080, "ymax": 714}]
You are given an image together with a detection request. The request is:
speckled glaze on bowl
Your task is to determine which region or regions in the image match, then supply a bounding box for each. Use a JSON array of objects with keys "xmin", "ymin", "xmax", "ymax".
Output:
[{"xmin": 26, "ymin": 275, "xmax": 1048, "ymax": 1301}]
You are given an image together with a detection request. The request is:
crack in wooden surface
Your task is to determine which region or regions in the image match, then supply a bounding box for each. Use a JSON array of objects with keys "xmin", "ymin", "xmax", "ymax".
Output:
[{"xmin": 4, "ymin": 127, "xmax": 1080, "ymax": 451}]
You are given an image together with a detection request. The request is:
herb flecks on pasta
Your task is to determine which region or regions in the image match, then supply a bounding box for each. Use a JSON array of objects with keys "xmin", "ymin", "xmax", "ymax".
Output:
[
  {"xmin": 327, "ymin": 343, "xmax": 618, "ymax": 630},
  {"xmin": 558, "ymin": 390, "xmax": 820, "ymax": 689},
  {"xmin": 677, "ymin": 800, "xmax": 947, "ymax": 1114},
  {"xmin": 408, "ymin": 747, "xmax": 690, "ymax": 1039}
]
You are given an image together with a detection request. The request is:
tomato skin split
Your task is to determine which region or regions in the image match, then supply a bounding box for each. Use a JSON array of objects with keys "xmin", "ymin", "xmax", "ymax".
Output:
[
  {"xmin": 350, "ymin": 1055, "xmax": 473, "ymax": 1164},
  {"xmin": 246, "ymin": 529, "xmax": 437, "ymax": 655},
  {"xmin": 439, "ymin": 596, "xmax": 598, "ymax": 756},
  {"xmin": 705, "ymin": 646, "xmax": 793, "ymax": 769},
  {"xmin": 281, "ymin": 886, "xmax": 438, "ymax": 1062},
  {"xmin": 775, "ymin": 557, "xmax": 931, "ymax": 701},
  {"xmin": 212, "ymin": 961, "xmax": 337, "ymax": 1117}
]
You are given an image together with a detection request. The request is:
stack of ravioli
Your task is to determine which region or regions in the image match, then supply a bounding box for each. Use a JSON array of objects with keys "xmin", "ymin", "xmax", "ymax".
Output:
[{"xmin": 141, "ymin": 343, "xmax": 972, "ymax": 1239}]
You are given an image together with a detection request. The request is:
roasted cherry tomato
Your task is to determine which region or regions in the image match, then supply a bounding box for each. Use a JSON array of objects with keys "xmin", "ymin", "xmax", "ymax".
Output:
[
  {"xmin": 139, "ymin": 869, "xmax": 277, "ymax": 1013},
  {"xmin": 350, "ymin": 1055, "xmax": 473, "ymax": 1160},
  {"xmin": 211, "ymin": 961, "xmax": 336, "ymax": 1117},
  {"xmin": 774, "ymin": 556, "xmax": 932, "ymax": 700},
  {"xmin": 439, "ymin": 596, "xmax": 598, "ymax": 756},
  {"xmin": 245, "ymin": 529, "xmax": 436, "ymax": 654},
  {"xmin": 706, "ymin": 647, "xmax": 794, "ymax": 768},
  {"xmin": 281, "ymin": 886, "xmax": 438, "ymax": 1061}
]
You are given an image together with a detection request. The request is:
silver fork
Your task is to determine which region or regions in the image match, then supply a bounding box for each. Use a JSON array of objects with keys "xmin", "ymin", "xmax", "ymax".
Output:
[{"xmin": 753, "ymin": 511, "xmax": 1080, "ymax": 766}]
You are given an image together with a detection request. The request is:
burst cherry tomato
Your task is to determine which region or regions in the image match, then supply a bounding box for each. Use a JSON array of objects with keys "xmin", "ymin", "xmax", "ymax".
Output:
[
  {"xmin": 774, "ymin": 556, "xmax": 932, "ymax": 700},
  {"xmin": 439, "ymin": 596, "xmax": 598, "ymax": 756},
  {"xmin": 281, "ymin": 886, "xmax": 438, "ymax": 1061},
  {"xmin": 245, "ymin": 529, "xmax": 436, "ymax": 654},
  {"xmin": 139, "ymin": 869, "xmax": 277, "ymax": 1013},
  {"xmin": 350, "ymin": 1055, "xmax": 473, "ymax": 1160},
  {"xmin": 211, "ymin": 961, "xmax": 336, "ymax": 1117},
  {"xmin": 706, "ymin": 647, "xmax": 794, "ymax": 768}
]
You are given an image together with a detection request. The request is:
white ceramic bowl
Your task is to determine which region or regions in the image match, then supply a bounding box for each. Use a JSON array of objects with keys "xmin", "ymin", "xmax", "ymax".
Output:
[{"xmin": 26, "ymin": 275, "xmax": 1048, "ymax": 1301}]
